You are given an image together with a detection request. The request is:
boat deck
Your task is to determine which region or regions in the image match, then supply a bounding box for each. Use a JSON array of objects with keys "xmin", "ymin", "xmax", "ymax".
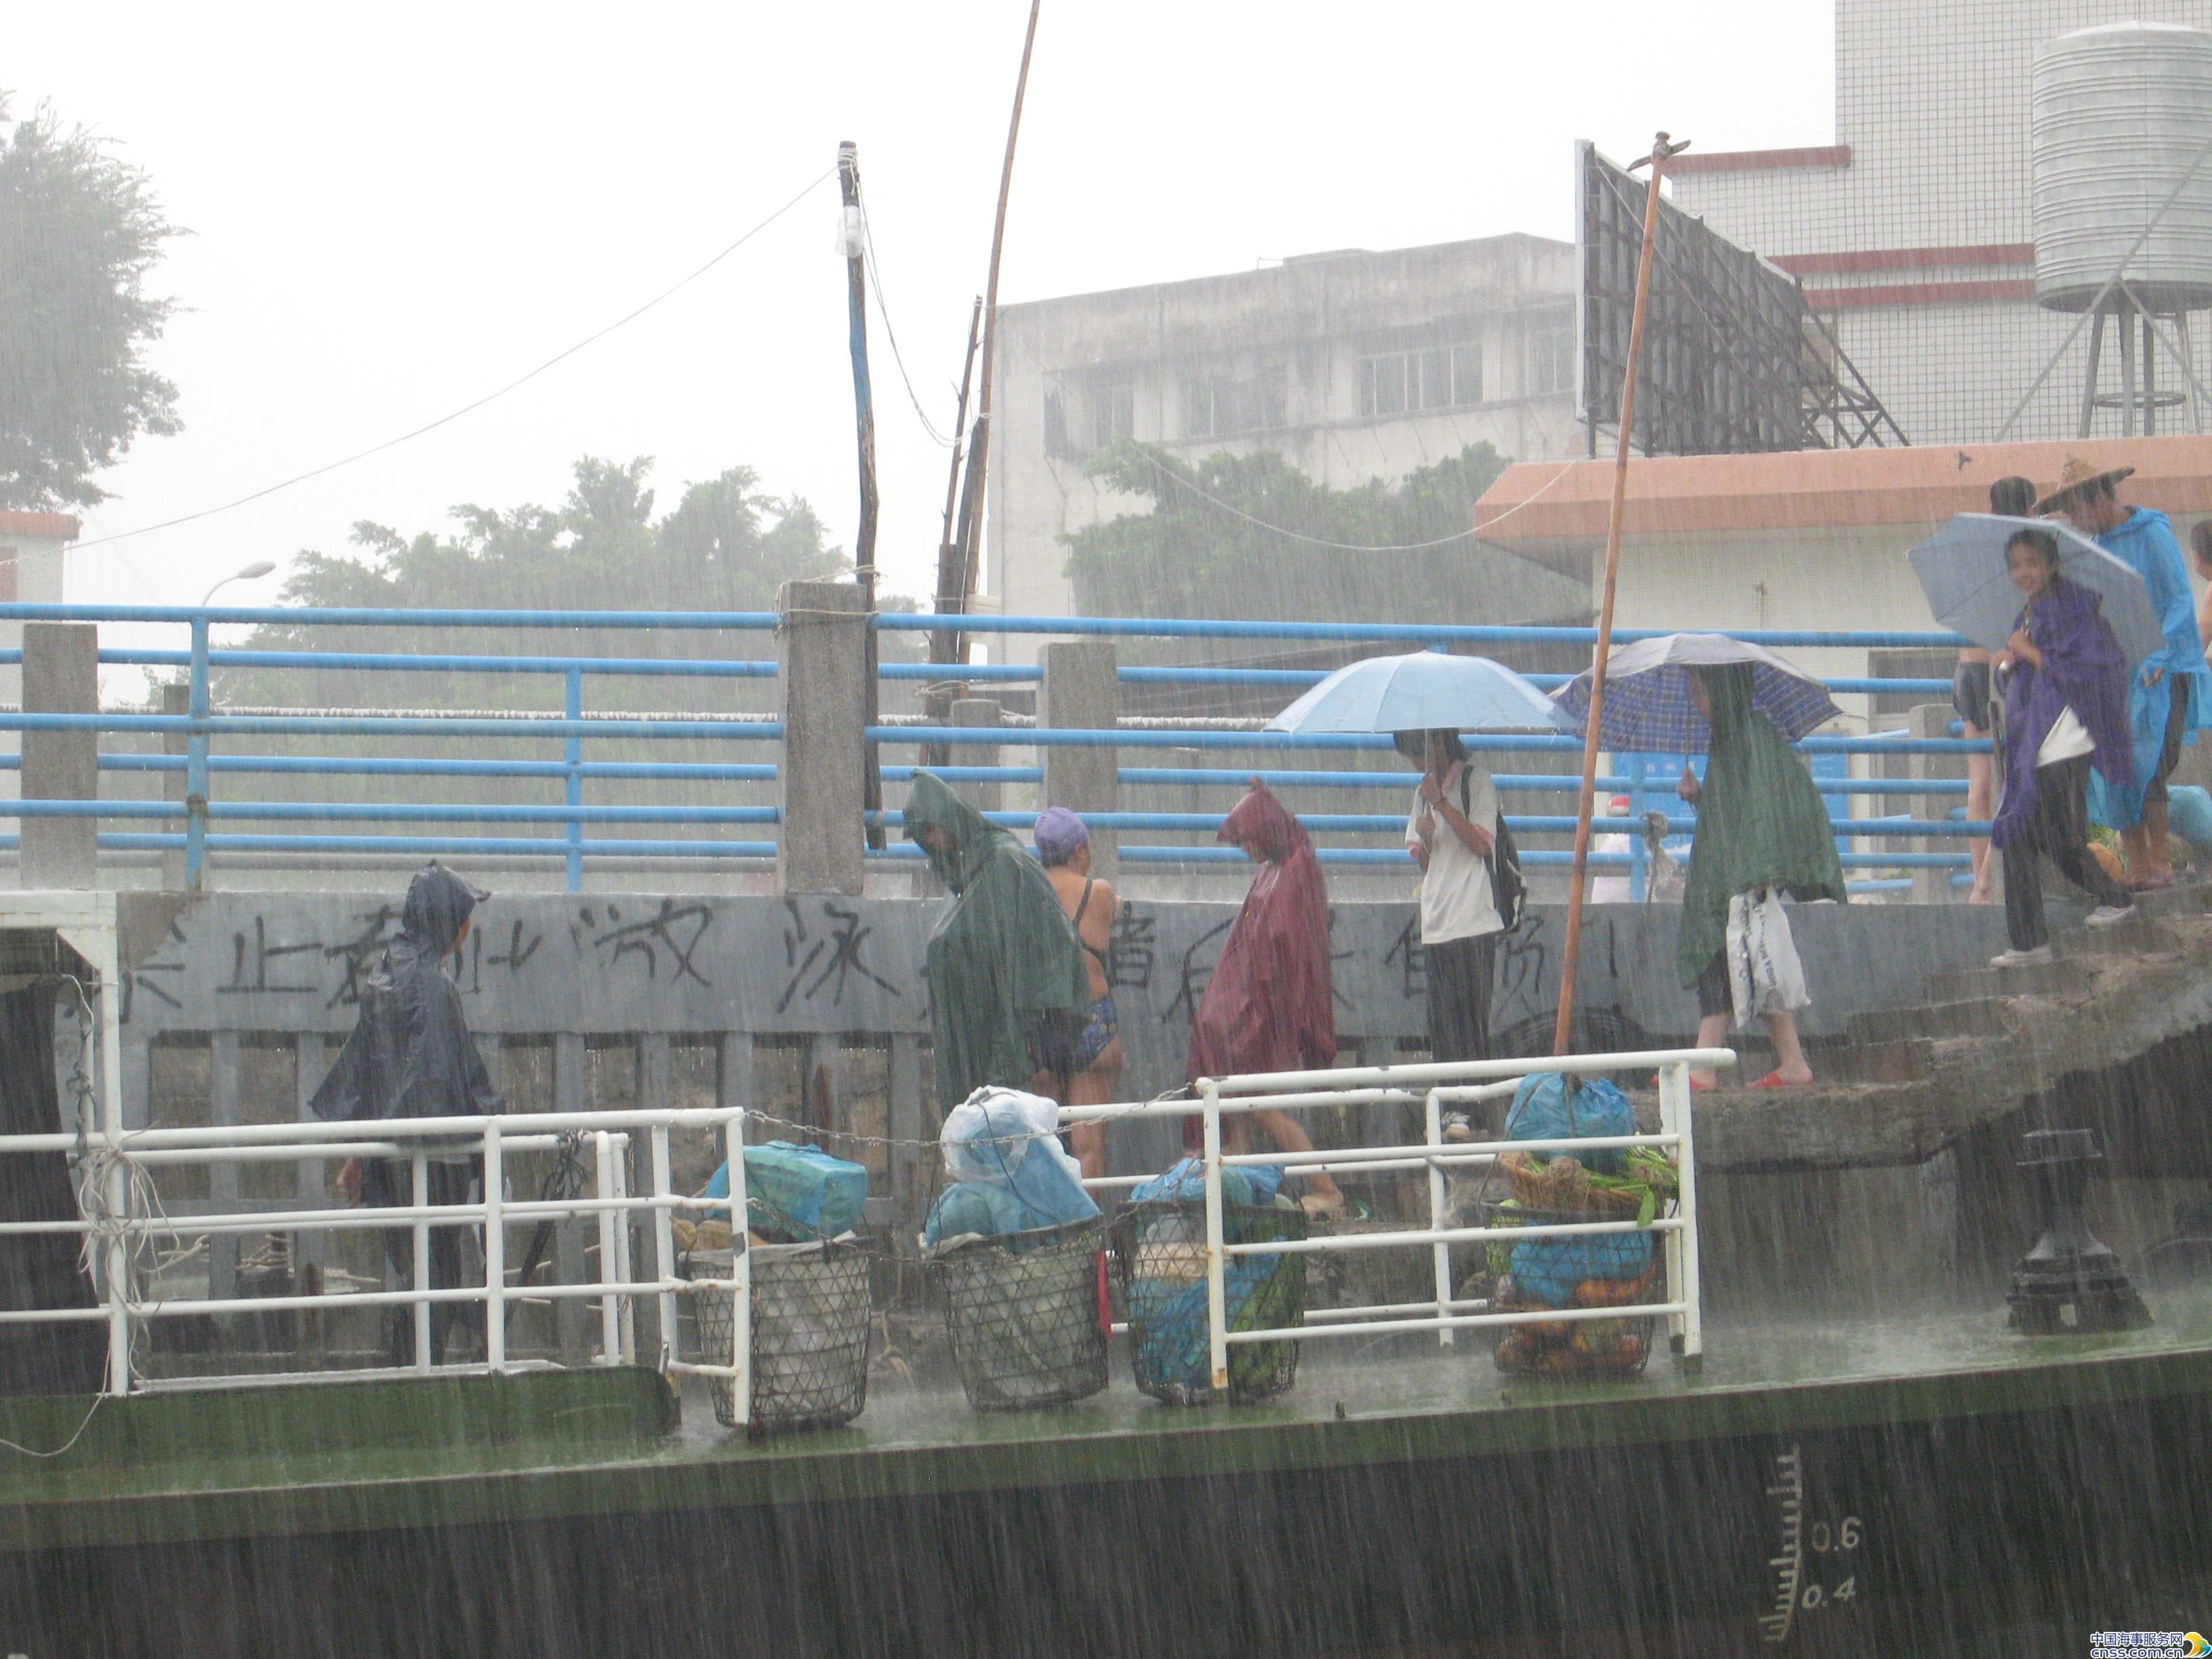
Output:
[{"xmin": 5, "ymin": 1286, "xmax": 2210, "ymax": 1549}]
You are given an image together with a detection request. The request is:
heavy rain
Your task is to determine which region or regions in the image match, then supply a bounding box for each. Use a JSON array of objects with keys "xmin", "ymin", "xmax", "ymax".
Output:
[{"xmin": 3, "ymin": 2, "xmax": 2212, "ymax": 1654}]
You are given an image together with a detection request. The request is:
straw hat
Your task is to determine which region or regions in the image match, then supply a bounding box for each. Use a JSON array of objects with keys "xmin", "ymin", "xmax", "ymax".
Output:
[{"xmin": 2034, "ymin": 454, "xmax": 2136, "ymax": 516}]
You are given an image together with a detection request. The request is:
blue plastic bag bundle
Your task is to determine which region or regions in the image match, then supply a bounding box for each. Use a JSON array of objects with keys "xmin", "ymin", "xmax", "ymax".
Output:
[
  {"xmin": 1128, "ymin": 1157, "xmax": 1286, "ymax": 1209},
  {"xmin": 1504, "ymin": 1071, "xmax": 1635, "ymax": 1175},
  {"xmin": 923, "ymin": 1088, "xmax": 1100, "ymax": 1251},
  {"xmin": 1507, "ymin": 1230, "xmax": 1655, "ymax": 1307},
  {"xmin": 701, "ymin": 1142, "xmax": 868, "ymax": 1241}
]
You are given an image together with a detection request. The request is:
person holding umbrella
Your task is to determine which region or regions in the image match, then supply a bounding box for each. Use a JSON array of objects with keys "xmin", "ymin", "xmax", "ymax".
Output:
[
  {"xmin": 2039, "ymin": 456, "xmax": 2211, "ymax": 890},
  {"xmin": 1554, "ymin": 634, "xmax": 1847, "ymax": 1087},
  {"xmin": 1402, "ymin": 729, "xmax": 1509, "ymax": 1130},
  {"xmin": 1988, "ymin": 525, "xmax": 2139, "ymax": 966},
  {"xmin": 1673, "ymin": 664, "xmax": 1847, "ymax": 1087}
]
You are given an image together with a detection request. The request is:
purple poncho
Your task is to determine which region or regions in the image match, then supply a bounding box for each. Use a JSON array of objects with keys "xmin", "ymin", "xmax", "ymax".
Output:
[{"xmin": 1991, "ymin": 576, "xmax": 2135, "ymax": 851}]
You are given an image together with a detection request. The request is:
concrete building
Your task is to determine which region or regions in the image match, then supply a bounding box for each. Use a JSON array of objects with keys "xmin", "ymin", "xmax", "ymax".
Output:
[
  {"xmin": 1666, "ymin": 0, "xmax": 2212, "ymax": 448},
  {"xmin": 987, "ymin": 234, "xmax": 1586, "ymax": 653}
]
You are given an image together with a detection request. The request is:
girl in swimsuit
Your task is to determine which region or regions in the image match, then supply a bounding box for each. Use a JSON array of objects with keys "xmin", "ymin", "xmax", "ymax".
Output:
[{"xmin": 1035, "ymin": 808, "xmax": 1123, "ymax": 1180}]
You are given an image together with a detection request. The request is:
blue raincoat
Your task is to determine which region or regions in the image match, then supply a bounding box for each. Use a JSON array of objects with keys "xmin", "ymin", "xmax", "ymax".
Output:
[{"xmin": 2089, "ymin": 507, "xmax": 2211, "ymax": 829}]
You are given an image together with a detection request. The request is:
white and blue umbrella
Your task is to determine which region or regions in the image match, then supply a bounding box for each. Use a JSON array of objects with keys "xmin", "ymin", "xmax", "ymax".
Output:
[
  {"xmin": 1908, "ymin": 512, "xmax": 2165, "ymax": 665},
  {"xmin": 1552, "ymin": 633, "xmax": 1839, "ymax": 752},
  {"xmin": 1265, "ymin": 651, "xmax": 1569, "ymax": 735}
]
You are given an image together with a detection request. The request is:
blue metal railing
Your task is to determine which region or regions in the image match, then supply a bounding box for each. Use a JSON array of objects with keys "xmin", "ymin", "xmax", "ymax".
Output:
[{"xmin": 0, "ymin": 602, "xmax": 1989, "ymax": 890}]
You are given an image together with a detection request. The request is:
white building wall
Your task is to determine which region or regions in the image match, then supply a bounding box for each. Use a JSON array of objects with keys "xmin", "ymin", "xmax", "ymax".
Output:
[{"xmin": 1672, "ymin": 0, "xmax": 2212, "ymax": 445}]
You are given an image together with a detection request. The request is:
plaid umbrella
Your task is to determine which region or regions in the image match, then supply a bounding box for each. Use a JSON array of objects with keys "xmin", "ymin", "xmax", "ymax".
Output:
[{"xmin": 1551, "ymin": 633, "xmax": 1839, "ymax": 753}]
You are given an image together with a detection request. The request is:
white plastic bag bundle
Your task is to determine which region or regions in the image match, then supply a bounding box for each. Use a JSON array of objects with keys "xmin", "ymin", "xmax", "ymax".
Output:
[
  {"xmin": 1725, "ymin": 886, "xmax": 1809, "ymax": 1029},
  {"xmin": 932, "ymin": 1088, "xmax": 1098, "ymax": 1235}
]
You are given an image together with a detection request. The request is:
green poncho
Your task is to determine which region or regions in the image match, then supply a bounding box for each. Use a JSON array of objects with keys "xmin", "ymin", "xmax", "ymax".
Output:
[
  {"xmin": 1676, "ymin": 664, "xmax": 1848, "ymax": 989},
  {"xmin": 905, "ymin": 772, "xmax": 1092, "ymax": 1108}
]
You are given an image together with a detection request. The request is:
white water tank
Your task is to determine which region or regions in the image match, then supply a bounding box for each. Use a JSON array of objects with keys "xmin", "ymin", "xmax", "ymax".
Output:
[{"xmin": 2030, "ymin": 21, "xmax": 2212, "ymax": 314}]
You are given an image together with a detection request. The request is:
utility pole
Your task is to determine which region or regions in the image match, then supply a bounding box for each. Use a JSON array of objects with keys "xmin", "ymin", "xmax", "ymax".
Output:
[
  {"xmin": 935, "ymin": 0, "xmax": 1042, "ymax": 676},
  {"xmin": 838, "ymin": 140, "xmax": 885, "ymax": 848},
  {"xmin": 1553, "ymin": 129, "xmax": 1687, "ymax": 1057}
]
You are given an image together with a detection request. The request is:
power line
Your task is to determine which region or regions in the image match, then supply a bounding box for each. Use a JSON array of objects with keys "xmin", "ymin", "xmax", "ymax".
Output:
[
  {"xmin": 855, "ymin": 180, "xmax": 956, "ymax": 448},
  {"xmin": 69, "ymin": 167, "xmax": 838, "ymax": 558},
  {"xmin": 1141, "ymin": 450, "xmax": 1580, "ymax": 552}
]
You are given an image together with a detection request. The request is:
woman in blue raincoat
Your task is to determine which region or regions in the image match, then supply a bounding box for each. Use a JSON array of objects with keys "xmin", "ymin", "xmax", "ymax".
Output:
[{"xmin": 2042, "ymin": 456, "xmax": 2211, "ymax": 888}]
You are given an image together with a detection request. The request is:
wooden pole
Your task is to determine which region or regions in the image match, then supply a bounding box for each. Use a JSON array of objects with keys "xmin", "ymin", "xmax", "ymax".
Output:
[
  {"xmin": 840, "ymin": 141, "xmax": 886, "ymax": 849},
  {"xmin": 1552, "ymin": 129, "xmax": 1685, "ymax": 1057},
  {"xmin": 945, "ymin": 0, "xmax": 1042, "ymax": 674},
  {"xmin": 932, "ymin": 298, "xmax": 985, "ymax": 661},
  {"xmin": 925, "ymin": 300, "xmax": 984, "ymax": 766}
]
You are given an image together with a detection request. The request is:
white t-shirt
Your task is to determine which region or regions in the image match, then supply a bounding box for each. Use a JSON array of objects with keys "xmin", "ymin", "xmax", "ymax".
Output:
[
  {"xmin": 1406, "ymin": 764, "xmax": 1504, "ymax": 944},
  {"xmin": 2037, "ymin": 705, "xmax": 2095, "ymax": 767}
]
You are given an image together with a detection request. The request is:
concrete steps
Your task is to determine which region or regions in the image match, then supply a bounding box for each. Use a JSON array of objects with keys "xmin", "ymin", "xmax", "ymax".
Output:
[
  {"xmin": 1923, "ymin": 956, "xmax": 2094, "ymax": 1002},
  {"xmin": 1849, "ymin": 998, "xmax": 2020, "ymax": 1045}
]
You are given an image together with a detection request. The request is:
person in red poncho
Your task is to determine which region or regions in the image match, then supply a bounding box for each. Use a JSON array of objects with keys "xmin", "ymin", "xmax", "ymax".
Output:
[{"xmin": 1186, "ymin": 783, "xmax": 1344, "ymax": 1214}]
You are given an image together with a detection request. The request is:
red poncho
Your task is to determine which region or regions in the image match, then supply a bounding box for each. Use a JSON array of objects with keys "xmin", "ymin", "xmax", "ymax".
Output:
[{"xmin": 1187, "ymin": 784, "xmax": 1338, "ymax": 1082}]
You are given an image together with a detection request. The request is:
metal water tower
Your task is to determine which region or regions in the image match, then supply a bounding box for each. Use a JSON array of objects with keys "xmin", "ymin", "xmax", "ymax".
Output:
[{"xmin": 2031, "ymin": 21, "xmax": 2212, "ymax": 436}]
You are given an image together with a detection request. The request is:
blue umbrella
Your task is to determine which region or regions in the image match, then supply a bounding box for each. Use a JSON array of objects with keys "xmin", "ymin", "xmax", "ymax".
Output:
[
  {"xmin": 1909, "ymin": 512, "xmax": 2165, "ymax": 664},
  {"xmin": 1553, "ymin": 633, "xmax": 1840, "ymax": 752},
  {"xmin": 1265, "ymin": 651, "xmax": 1568, "ymax": 735}
]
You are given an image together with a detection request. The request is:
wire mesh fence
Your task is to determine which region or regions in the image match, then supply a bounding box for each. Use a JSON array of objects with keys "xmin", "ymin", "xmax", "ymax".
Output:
[
  {"xmin": 682, "ymin": 1240, "xmax": 874, "ymax": 1433},
  {"xmin": 929, "ymin": 1218, "xmax": 1110, "ymax": 1411},
  {"xmin": 1111, "ymin": 1198, "xmax": 1306, "ymax": 1406}
]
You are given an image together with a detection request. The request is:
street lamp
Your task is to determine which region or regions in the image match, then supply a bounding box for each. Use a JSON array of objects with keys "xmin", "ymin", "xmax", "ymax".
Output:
[{"xmin": 200, "ymin": 560, "xmax": 276, "ymax": 608}]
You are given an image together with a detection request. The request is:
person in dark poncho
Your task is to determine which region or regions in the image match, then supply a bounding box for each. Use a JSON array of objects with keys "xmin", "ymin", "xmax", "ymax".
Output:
[
  {"xmin": 1988, "ymin": 527, "xmax": 2138, "ymax": 966},
  {"xmin": 1187, "ymin": 783, "xmax": 1343, "ymax": 1214},
  {"xmin": 313, "ymin": 863, "xmax": 502, "ymax": 1366},
  {"xmin": 903, "ymin": 771, "xmax": 1092, "ymax": 1111},
  {"xmin": 1676, "ymin": 664, "xmax": 1848, "ymax": 1088}
]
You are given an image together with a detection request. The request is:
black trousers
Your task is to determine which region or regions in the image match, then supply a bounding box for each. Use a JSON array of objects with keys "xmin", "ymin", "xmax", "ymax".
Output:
[
  {"xmin": 1425, "ymin": 932, "xmax": 1498, "ymax": 1064},
  {"xmin": 2146, "ymin": 676, "xmax": 2193, "ymax": 809},
  {"xmin": 362, "ymin": 1156, "xmax": 482, "ymax": 1367},
  {"xmin": 2003, "ymin": 755, "xmax": 2130, "ymax": 951}
]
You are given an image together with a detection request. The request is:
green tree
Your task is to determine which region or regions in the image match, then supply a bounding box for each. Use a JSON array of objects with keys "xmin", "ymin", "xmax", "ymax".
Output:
[
  {"xmin": 0, "ymin": 96, "xmax": 181, "ymax": 510},
  {"xmin": 222, "ymin": 453, "xmax": 909, "ymax": 712},
  {"xmin": 1062, "ymin": 441, "xmax": 1585, "ymax": 630}
]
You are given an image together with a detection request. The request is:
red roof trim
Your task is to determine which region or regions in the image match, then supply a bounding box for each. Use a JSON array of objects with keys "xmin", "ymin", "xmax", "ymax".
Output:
[
  {"xmin": 1804, "ymin": 278, "xmax": 2039, "ymax": 310},
  {"xmin": 1771, "ymin": 243, "xmax": 2034, "ymax": 276},
  {"xmin": 0, "ymin": 511, "xmax": 81, "ymax": 540},
  {"xmin": 1668, "ymin": 144, "xmax": 1851, "ymax": 176}
]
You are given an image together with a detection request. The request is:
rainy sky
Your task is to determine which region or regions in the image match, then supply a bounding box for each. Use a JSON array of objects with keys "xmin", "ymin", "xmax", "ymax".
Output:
[{"xmin": 7, "ymin": 1, "xmax": 1832, "ymax": 612}]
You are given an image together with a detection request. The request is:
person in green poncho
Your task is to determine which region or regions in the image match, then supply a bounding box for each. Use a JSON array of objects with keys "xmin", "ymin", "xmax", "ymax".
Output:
[
  {"xmin": 1675, "ymin": 663, "xmax": 1847, "ymax": 1088},
  {"xmin": 903, "ymin": 771, "xmax": 1094, "ymax": 1113}
]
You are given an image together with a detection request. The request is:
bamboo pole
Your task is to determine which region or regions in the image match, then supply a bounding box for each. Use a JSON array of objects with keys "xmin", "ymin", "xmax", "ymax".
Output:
[
  {"xmin": 945, "ymin": 0, "xmax": 1043, "ymax": 675},
  {"xmin": 1553, "ymin": 130, "xmax": 1685, "ymax": 1057}
]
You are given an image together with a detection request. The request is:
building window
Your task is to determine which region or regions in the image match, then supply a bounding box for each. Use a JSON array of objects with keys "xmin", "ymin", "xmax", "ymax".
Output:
[
  {"xmin": 1045, "ymin": 381, "xmax": 1134, "ymax": 459},
  {"xmin": 1090, "ymin": 382, "xmax": 1134, "ymax": 449},
  {"xmin": 1524, "ymin": 314, "xmax": 1575, "ymax": 396},
  {"xmin": 1357, "ymin": 342, "xmax": 1482, "ymax": 417},
  {"xmin": 1183, "ymin": 375, "xmax": 1286, "ymax": 438}
]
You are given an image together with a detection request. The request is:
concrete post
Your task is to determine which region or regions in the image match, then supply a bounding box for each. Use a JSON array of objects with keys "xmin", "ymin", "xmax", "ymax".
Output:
[
  {"xmin": 21, "ymin": 622, "xmax": 98, "ymax": 889},
  {"xmin": 161, "ymin": 682, "xmax": 190, "ymax": 890},
  {"xmin": 1038, "ymin": 640, "xmax": 1118, "ymax": 879},
  {"xmin": 950, "ymin": 697, "xmax": 1003, "ymax": 813},
  {"xmin": 776, "ymin": 581, "xmax": 869, "ymax": 895},
  {"xmin": 1907, "ymin": 703, "xmax": 1955, "ymax": 905}
]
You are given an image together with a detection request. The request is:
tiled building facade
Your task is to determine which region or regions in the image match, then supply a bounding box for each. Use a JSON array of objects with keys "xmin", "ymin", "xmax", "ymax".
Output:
[{"xmin": 1668, "ymin": 0, "xmax": 2212, "ymax": 447}]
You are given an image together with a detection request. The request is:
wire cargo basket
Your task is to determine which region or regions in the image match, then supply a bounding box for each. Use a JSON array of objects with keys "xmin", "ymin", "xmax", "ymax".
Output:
[
  {"xmin": 1480, "ymin": 1200, "xmax": 1661, "ymax": 1381},
  {"xmin": 682, "ymin": 1239, "xmax": 874, "ymax": 1433},
  {"xmin": 1111, "ymin": 1199, "xmax": 1306, "ymax": 1406},
  {"xmin": 930, "ymin": 1217, "xmax": 1110, "ymax": 1412}
]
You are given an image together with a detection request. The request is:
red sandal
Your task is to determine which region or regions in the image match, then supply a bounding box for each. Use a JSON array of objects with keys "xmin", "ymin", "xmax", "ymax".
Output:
[{"xmin": 1750, "ymin": 1070, "xmax": 1811, "ymax": 1088}]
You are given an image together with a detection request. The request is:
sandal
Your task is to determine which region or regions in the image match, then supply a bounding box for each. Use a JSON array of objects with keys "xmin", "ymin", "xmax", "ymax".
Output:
[{"xmin": 1750, "ymin": 1071, "xmax": 1811, "ymax": 1088}]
